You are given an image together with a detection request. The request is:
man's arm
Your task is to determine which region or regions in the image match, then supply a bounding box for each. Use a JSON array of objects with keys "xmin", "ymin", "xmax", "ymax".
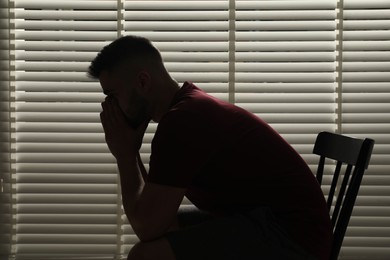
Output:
[
  {"xmin": 115, "ymin": 153, "xmax": 185, "ymax": 240},
  {"xmin": 101, "ymin": 97, "xmax": 185, "ymax": 241}
]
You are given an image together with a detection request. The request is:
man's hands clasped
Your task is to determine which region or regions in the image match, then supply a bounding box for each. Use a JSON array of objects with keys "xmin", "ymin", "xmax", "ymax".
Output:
[{"xmin": 100, "ymin": 97, "xmax": 149, "ymax": 161}]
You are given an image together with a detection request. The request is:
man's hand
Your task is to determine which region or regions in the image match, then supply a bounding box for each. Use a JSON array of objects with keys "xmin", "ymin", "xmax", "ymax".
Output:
[{"xmin": 100, "ymin": 97, "xmax": 149, "ymax": 160}]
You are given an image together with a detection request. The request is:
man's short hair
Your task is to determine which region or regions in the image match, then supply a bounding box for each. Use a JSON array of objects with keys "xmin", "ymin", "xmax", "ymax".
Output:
[{"xmin": 88, "ymin": 35, "xmax": 163, "ymax": 79}]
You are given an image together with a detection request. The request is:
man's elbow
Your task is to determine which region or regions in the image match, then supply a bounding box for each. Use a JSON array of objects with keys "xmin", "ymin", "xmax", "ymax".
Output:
[{"xmin": 128, "ymin": 211, "xmax": 167, "ymax": 242}]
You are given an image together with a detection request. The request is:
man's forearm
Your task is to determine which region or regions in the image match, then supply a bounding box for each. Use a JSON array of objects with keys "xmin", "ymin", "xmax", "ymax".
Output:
[
  {"xmin": 118, "ymin": 153, "xmax": 181, "ymax": 241},
  {"xmin": 116, "ymin": 153, "xmax": 145, "ymax": 224}
]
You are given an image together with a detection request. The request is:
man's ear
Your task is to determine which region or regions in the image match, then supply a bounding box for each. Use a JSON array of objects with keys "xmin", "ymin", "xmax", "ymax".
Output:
[{"xmin": 136, "ymin": 71, "xmax": 151, "ymax": 96}]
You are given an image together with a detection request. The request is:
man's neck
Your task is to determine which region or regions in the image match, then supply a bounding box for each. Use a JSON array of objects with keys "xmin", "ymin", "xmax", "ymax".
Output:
[{"xmin": 151, "ymin": 78, "xmax": 180, "ymax": 123}]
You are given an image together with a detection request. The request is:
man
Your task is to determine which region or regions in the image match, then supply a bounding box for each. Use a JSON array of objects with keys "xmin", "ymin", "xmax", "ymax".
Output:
[{"xmin": 88, "ymin": 35, "xmax": 332, "ymax": 260}]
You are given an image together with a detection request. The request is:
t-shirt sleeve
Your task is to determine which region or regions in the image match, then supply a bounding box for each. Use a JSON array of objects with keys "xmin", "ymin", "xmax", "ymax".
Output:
[{"xmin": 147, "ymin": 109, "xmax": 217, "ymax": 188}]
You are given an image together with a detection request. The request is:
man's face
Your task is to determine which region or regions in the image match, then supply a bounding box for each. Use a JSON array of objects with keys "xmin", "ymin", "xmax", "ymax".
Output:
[{"xmin": 99, "ymin": 70, "xmax": 149, "ymax": 129}]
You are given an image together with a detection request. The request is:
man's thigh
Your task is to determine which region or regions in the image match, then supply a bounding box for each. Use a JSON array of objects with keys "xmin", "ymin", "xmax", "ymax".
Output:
[
  {"xmin": 127, "ymin": 238, "xmax": 176, "ymax": 260},
  {"xmin": 165, "ymin": 207, "xmax": 316, "ymax": 260}
]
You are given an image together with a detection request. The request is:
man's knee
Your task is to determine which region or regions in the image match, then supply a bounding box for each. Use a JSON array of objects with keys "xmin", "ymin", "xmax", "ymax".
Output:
[{"xmin": 127, "ymin": 239, "xmax": 176, "ymax": 260}]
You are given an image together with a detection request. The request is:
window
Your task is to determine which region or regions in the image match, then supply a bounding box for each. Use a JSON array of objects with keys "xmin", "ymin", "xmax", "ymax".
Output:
[{"xmin": 1, "ymin": 0, "xmax": 389, "ymax": 259}]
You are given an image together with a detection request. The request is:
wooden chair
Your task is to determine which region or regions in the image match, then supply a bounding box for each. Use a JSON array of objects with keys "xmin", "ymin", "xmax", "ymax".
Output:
[{"xmin": 313, "ymin": 131, "xmax": 375, "ymax": 260}]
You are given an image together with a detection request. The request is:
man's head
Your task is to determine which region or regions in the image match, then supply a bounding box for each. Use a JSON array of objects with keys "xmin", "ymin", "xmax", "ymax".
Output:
[
  {"xmin": 88, "ymin": 35, "xmax": 163, "ymax": 80},
  {"xmin": 89, "ymin": 35, "xmax": 176, "ymax": 127}
]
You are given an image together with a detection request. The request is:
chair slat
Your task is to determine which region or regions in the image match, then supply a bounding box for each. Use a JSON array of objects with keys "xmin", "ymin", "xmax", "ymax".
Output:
[
  {"xmin": 327, "ymin": 161, "xmax": 342, "ymax": 211},
  {"xmin": 331, "ymin": 164, "xmax": 353, "ymax": 228}
]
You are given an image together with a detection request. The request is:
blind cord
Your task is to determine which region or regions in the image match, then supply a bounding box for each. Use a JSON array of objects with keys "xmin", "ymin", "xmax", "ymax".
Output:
[
  {"xmin": 228, "ymin": 0, "xmax": 236, "ymax": 104},
  {"xmin": 8, "ymin": 0, "xmax": 17, "ymax": 257},
  {"xmin": 336, "ymin": 0, "xmax": 344, "ymax": 134}
]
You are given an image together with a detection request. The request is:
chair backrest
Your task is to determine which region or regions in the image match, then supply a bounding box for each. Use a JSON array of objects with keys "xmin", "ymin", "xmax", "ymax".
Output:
[{"xmin": 313, "ymin": 131, "xmax": 375, "ymax": 260}]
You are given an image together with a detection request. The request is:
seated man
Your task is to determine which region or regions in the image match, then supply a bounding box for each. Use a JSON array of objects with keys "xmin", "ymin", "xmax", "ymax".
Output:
[{"xmin": 88, "ymin": 35, "xmax": 332, "ymax": 260}]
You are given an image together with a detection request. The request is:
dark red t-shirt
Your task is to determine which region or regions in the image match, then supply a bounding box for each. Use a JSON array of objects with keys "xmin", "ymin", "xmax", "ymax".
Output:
[{"xmin": 148, "ymin": 82, "xmax": 332, "ymax": 260}]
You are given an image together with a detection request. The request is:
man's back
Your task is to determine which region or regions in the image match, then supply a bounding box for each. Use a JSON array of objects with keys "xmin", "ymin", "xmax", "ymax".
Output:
[{"xmin": 148, "ymin": 82, "xmax": 332, "ymax": 260}]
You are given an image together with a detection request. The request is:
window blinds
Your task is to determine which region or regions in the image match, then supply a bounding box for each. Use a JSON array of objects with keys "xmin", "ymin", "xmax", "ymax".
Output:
[
  {"xmin": 0, "ymin": 0, "xmax": 389, "ymax": 259},
  {"xmin": 235, "ymin": 0, "xmax": 337, "ymax": 151},
  {"xmin": 124, "ymin": 0, "xmax": 230, "ymax": 100},
  {"xmin": 13, "ymin": 0, "xmax": 123, "ymax": 259}
]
